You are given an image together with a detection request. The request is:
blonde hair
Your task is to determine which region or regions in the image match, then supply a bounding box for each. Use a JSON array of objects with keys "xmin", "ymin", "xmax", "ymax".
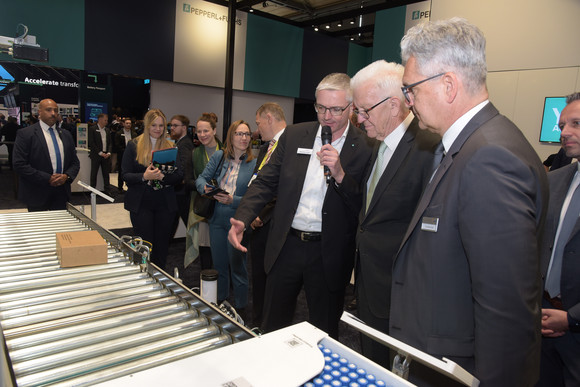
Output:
[{"xmin": 135, "ymin": 109, "xmax": 175, "ymax": 166}]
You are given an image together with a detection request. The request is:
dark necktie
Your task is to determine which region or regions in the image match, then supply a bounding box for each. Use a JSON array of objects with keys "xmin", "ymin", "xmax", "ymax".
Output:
[
  {"xmin": 546, "ymin": 181, "xmax": 580, "ymax": 297},
  {"xmin": 49, "ymin": 127, "xmax": 63, "ymax": 174},
  {"xmin": 429, "ymin": 141, "xmax": 445, "ymax": 183}
]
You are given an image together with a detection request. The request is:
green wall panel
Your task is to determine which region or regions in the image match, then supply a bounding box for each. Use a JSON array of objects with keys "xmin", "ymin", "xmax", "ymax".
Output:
[
  {"xmin": 0, "ymin": 0, "xmax": 84, "ymax": 69},
  {"xmin": 347, "ymin": 43, "xmax": 372, "ymax": 77},
  {"xmin": 244, "ymin": 13, "xmax": 303, "ymax": 98},
  {"xmin": 372, "ymin": 6, "xmax": 406, "ymax": 63}
]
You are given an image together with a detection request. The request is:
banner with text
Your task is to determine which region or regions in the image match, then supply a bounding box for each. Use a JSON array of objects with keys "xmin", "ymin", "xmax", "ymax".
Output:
[{"xmin": 174, "ymin": 0, "xmax": 247, "ymax": 89}]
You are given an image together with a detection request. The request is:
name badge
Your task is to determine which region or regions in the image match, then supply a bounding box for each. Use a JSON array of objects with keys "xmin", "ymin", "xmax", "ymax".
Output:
[
  {"xmin": 421, "ymin": 216, "xmax": 439, "ymax": 232},
  {"xmin": 297, "ymin": 148, "xmax": 312, "ymax": 155}
]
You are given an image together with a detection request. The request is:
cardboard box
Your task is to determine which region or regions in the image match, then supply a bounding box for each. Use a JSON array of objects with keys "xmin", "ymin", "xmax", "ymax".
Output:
[{"xmin": 56, "ymin": 230, "xmax": 108, "ymax": 267}]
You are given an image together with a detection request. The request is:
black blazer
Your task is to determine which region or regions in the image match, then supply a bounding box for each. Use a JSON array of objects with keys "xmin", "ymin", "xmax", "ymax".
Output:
[
  {"xmin": 12, "ymin": 122, "xmax": 80, "ymax": 206},
  {"xmin": 235, "ymin": 121, "xmax": 374, "ymax": 291},
  {"xmin": 114, "ymin": 129, "xmax": 137, "ymax": 154},
  {"xmin": 541, "ymin": 163, "xmax": 580, "ymax": 325},
  {"xmin": 356, "ymin": 118, "xmax": 439, "ymax": 318},
  {"xmin": 121, "ymin": 140, "xmax": 183, "ymax": 213},
  {"xmin": 175, "ymin": 135, "xmax": 194, "ymax": 194},
  {"xmin": 391, "ymin": 103, "xmax": 548, "ymax": 386},
  {"xmin": 88, "ymin": 125, "xmax": 112, "ymax": 158}
]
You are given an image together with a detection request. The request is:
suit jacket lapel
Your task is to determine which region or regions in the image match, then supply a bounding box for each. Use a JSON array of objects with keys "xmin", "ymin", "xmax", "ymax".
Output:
[
  {"xmin": 35, "ymin": 125, "xmax": 52, "ymax": 166},
  {"xmin": 395, "ymin": 103, "xmax": 500, "ymax": 261},
  {"xmin": 293, "ymin": 122, "xmax": 319, "ymax": 186},
  {"xmin": 365, "ymin": 127, "xmax": 415, "ymax": 217}
]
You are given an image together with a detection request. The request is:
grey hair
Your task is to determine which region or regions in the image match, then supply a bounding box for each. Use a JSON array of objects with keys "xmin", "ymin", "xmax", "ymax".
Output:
[
  {"xmin": 316, "ymin": 73, "xmax": 353, "ymax": 103},
  {"xmin": 351, "ymin": 60, "xmax": 406, "ymax": 103},
  {"xmin": 400, "ymin": 17, "xmax": 487, "ymax": 95},
  {"xmin": 566, "ymin": 92, "xmax": 580, "ymax": 105}
]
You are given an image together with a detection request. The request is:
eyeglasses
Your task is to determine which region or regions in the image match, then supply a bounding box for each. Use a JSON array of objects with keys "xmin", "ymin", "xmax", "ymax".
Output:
[
  {"xmin": 353, "ymin": 96, "xmax": 392, "ymax": 120},
  {"xmin": 314, "ymin": 102, "xmax": 352, "ymax": 117},
  {"xmin": 401, "ymin": 72, "xmax": 445, "ymax": 104},
  {"xmin": 234, "ymin": 132, "xmax": 251, "ymax": 138},
  {"xmin": 170, "ymin": 123, "xmax": 184, "ymax": 128}
]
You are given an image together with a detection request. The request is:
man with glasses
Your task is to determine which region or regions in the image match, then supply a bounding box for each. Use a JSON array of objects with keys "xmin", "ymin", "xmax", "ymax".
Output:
[
  {"xmin": 350, "ymin": 60, "xmax": 440, "ymax": 367},
  {"xmin": 228, "ymin": 73, "xmax": 373, "ymax": 338},
  {"xmin": 391, "ymin": 18, "xmax": 548, "ymax": 386},
  {"xmin": 169, "ymin": 115, "xmax": 195, "ymax": 232}
]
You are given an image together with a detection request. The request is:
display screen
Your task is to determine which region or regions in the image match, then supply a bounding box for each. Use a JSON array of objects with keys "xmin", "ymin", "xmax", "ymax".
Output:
[{"xmin": 540, "ymin": 97, "xmax": 567, "ymax": 143}]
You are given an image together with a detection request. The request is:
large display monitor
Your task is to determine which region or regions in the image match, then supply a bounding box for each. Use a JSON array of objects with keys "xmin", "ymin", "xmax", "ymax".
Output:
[{"xmin": 540, "ymin": 97, "xmax": 567, "ymax": 144}]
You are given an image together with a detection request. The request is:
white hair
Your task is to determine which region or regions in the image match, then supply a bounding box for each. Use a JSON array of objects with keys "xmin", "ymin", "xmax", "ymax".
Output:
[{"xmin": 400, "ymin": 17, "xmax": 487, "ymax": 95}]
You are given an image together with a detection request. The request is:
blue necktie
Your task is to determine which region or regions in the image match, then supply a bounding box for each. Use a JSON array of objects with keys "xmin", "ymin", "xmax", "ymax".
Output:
[
  {"xmin": 49, "ymin": 127, "xmax": 63, "ymax": 174},
  {"xmin": 546, "ymin": 182, "xmax": 580, "ymax": 297}
]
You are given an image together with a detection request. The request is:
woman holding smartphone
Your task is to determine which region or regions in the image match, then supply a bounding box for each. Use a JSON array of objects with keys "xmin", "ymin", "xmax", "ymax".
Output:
[
  {"xmin": 186, "ymin": 113, "xmax": 224, "ymax": 270},
  {"xmin": 122, "ymin": 109, "xmax": 182, "ymax": 270},
  {"xmin": 196, "ymin": 120, "xmax": 256, "ymax": 315}
]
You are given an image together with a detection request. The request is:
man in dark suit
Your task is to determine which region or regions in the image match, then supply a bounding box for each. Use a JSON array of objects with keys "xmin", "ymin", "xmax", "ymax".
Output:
[
  {"xmin": 229, "ymin": 73, "xmax": 374, "ymax": 338},
  {"xmin": 537, "ymin": 92, "xmax": 580, "ymax": 386},
  {"xmin": 88, "ymin": 113, "xmax": 112, "ymax": 193},
  {"xmin": 248, "ymin": 102, "xmax": 287, "ymax": 326},
  {"xmin": 169, "ymin": 114, "xmax": 194, "ymax": 231},
  {"xmin": 390, "ymin": 18, "xmax": 548, "ymax": 386},
  {"xmin": 350, "ymin": 60, "xmax": 439, "ymax": 367},
  {"xmin": 114, "ymin": 118, "xmax": 137, "ymax": 193},
  {"xmin": 13, "ymin": 99, "xmax": 80, "ymax": 211}
]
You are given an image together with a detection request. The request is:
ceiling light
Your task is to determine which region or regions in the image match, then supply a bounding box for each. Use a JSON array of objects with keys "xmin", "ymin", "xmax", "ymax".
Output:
[
  {"xmin": 314, "ymin": 25, "xmax": 319, "ymax": 32},
  {"xmin": 350, "ymin": 18, "xmax": 355, "ymax": 25},
  {"xmin": 325, "ymin": 24, "xmax": 330, "ymax": 29},
  {"xmin": 337, "ymin": 20, "xmax": 342, "ymax": 27}
]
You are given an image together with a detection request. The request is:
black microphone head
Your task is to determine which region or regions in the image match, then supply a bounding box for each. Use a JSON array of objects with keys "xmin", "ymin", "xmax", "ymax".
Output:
[
  {"xmin": 239, "ymin": 153, "xmax": 246, "ymax": 160},
  {"xmin": 321, "ymin": 126, "xmax": 332, "ymax": 145}
]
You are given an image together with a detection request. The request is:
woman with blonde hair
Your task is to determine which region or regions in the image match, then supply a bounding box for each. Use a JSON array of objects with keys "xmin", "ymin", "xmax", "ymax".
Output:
[
  {"xmin": 196, "ymin": 120, "xmax": 256, "ymax": 314},
  {"xmin": 122, "ymin": 109, "xmax": 183, "ymax": 269}
]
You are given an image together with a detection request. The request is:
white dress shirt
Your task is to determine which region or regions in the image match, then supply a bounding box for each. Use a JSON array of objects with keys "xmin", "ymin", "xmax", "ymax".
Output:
[
  {"xmin": 39, "ymin": 120, "xmax": 64, "ymax": 174},
  {"xmin": 366, "ymin": 112, "xmax": 414, "ymax": 192},
  {"xmin": 291, "ymin": 123, "xmax": 350, "ymax": 232}
]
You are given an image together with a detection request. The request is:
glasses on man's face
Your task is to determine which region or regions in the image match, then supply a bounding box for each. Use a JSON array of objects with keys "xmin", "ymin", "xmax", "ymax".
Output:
[
  {"xmin": 401, "ymin": 72, "xmax": 445, "ymax": 104},
  {"xmin": 353, "ymin": 96, "xmax": 392, "ymax": 120},
  {"xmin": 314, "ymin": 102, "xmax": 351, "ymax": 117},
  {"xmin": 170, "ymin": 123, "xmax": 184, "ymax": 128},
  {"xmin": 234, "ymin": 132, "xmax": 251, "ymax": 138}
]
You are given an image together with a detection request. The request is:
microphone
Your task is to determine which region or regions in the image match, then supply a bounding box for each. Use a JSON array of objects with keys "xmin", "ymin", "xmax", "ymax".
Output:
[{"xmin": 321, "ymin": 126, "xmax": 332, "ymax": 184}]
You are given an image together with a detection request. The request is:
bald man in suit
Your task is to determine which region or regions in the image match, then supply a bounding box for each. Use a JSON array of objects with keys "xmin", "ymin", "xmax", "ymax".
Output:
[{"xmin": 13, "ymin": 99, "xmax": 80, "ymax": 211}]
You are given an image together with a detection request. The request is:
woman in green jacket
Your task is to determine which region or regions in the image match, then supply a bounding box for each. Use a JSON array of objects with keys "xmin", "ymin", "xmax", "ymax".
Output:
[{"xmin": 185, "ymin": 112, "xmax": 223, "ymax": 269}]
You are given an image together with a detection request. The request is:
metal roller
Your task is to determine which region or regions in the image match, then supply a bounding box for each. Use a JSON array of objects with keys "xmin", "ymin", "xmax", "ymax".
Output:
[
  {"xmin": 15, "ymin": 326, "xmax": 227, "ymax": 387},
  {"xmin": 43, "ymin": 334, "xmax": 233, "ymax": 387},
  {"xmin": 0, "ymin": 207, "xmax": 254, "ymax": 386},
  {"xmin": 8, "ymin": 312, "xmax": 205, "ymax": 362},
  {"xmin": 5, "ymin": 302, "xmax": 192, "ymax": 351},
  {"xmin": 0, "ymin": 282, "xmax": 165, "ymax": 320},
  {"xmin": 12, "ymin": 318, "xmax": 217, "ymax": 376},
  {"xmin": 0, "ymin": 277, "xmax": 155, "ymax": 311},
  {"xmin": 1, "ymin": 288, "xmax": 172, "ymax": 330}
]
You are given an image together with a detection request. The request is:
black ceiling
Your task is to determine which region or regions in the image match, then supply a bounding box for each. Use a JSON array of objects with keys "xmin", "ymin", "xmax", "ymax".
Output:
[{"xmin": 209, "ymin": 0, "xmax": 424, "ymax": 47}]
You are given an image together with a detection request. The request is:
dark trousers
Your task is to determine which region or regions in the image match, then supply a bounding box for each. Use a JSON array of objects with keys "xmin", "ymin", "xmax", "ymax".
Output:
[
  {"xmin": 27, "ymin": 188, "xmax": 68, "ymax": 212},
  {"xmin": 171, "ymin": 191, "xmax": 191, "ymax": 239},
  {"xmin": 537, "ymin": 298, "xmax": 580, "ymax": 386},
  {"xmin": 129, "ymin": 194, "xmax": 175, "ymax": 270},
  {"xmin": 357, "ymin": 270, "xmax": 392, "ymax": 369},
  {"xmin": 117, "ymin": 149, "xmax": 125, "ymax": 189},
  {"xmin": 90, "ymin": 155, "xmax": 111, "ymax": 189},
  {"xmin": 261, "ymin": 233, "xmax": 345, "ymax": 339},
  {"xmin": 248, "ymin": 223, "xmax": 269, "ymax": 326}
]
